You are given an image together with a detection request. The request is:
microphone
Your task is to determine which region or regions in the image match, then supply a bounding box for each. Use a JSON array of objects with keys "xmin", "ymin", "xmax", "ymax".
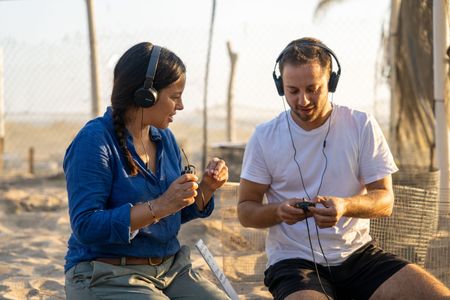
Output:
[{"xmin": 181, "ymin": 148, "xmax": 196, "ymax": 175}]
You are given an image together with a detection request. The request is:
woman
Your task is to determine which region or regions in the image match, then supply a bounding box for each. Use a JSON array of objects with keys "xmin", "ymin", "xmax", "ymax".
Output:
[{"xmin": 64, "ymin": 42, "xmax": 229, "ymax": 299}]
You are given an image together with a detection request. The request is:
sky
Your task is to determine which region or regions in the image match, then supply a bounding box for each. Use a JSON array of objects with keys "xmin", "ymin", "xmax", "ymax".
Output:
[{"xmin": 0, "ymin": 0, "xmax": 391, "ymax": 125}]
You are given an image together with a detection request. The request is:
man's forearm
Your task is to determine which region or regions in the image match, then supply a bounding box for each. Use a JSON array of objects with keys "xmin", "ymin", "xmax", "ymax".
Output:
[
  {"xmin": 238, "ymin": 200, "xmax": 281, "ymax": 228},
  {"xmin": 343, "ymin": 189, "xmax": 394, "ymax": 219}
]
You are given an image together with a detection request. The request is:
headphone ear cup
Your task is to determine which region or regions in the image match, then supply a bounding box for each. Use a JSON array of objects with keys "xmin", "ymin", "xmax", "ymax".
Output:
[
  {"xmin": 273, "ymin": 73, "xmax": 285, "ymax": 96},
  {"xmin": 328, "ymin": 72, "xmax": 339, "ymax": 93},
  {"xmin": 134, "ymin": 87, "xmax": 157, "ymax": 108}
]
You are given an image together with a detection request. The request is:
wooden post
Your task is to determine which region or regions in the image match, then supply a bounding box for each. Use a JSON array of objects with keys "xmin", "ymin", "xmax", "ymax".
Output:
[
  {"xmin": 388, "ymin": 0, "xmax": 401, "ymax": 146},
  {"xmin": 28, "ymin": 147, "xmax": 34, "ymax": 175},
  {"xmin": 86, "ymin": 0, "xmax": 102, "ymax": 117},
  {"xmin": 202, "ymin": 0, "xmax": 216, "ymax": 171},
  {"xmin": 0, "ymin": 48, "xmax": 4, "ymax": 174},
  {"xmin": 226, "ymin": 41, "xmax": 238, "ymax": 142},
  {"xmin": 433, "ymin": 0, "xmax": 450, "ymax": 224}
]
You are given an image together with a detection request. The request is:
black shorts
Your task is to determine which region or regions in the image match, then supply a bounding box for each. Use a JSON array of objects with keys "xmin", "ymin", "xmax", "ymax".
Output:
[{"xmin": 264, "ymin": 241, "xmax": 410, "ymax": 300}]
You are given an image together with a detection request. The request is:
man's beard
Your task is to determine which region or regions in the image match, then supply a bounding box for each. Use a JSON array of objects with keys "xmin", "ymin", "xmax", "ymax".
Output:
[{"xmin": 291, "ymin": 107, "xmax": 316, "ymax": 122}]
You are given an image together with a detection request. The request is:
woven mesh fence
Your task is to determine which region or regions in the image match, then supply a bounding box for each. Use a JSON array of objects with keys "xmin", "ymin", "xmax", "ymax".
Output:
[{"xmin": 218, "ymin": 170, "xmax": 450, "ymax": 287}]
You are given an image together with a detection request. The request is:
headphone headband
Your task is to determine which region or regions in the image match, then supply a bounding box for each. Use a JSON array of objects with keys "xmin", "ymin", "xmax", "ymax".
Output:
[
  {"xmin": 272, "ymin": 40, "xmax": 342, "ymax": 94},
  {"xmin": 134, "ymin": 45, "xmax": 162, "ymax": 108},
  {"xmin": 275, "ymin": 42, "xmax": 341, "ymax": 76},
  {"xmin": 143, "ymin": 45, "xmax": 162, "ymax": 90}
]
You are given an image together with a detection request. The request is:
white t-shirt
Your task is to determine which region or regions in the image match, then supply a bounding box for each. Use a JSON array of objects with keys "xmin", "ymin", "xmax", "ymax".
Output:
[{"xmin": 240, "ymin": 104, "xmax": 398, "ymax": 267}]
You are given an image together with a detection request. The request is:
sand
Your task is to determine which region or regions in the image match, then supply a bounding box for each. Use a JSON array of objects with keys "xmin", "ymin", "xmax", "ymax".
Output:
[{"xmin": 0, "ymin": 174, "xmax": 271, "ymax": 300}]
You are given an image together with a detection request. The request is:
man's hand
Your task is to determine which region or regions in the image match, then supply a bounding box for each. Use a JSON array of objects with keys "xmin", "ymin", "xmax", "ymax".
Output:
[
  {"xmin": 309, "ymin": 196, "xmax": 347, "ymax": 228},
  {"xmin": 277, "ymin": 198, "xmax": 314, "ymax": 225}
]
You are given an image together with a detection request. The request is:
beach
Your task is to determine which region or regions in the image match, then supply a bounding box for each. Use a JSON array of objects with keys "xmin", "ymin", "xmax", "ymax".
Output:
[{"xmin": 0, "ymin": 174, "xmax": 270, "ymax": 300}]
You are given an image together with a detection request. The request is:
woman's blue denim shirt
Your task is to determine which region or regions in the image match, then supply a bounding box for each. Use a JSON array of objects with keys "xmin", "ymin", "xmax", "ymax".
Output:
[{"xmin": 63, "ymin": 107, "xmax": 214, "ymax": 272}]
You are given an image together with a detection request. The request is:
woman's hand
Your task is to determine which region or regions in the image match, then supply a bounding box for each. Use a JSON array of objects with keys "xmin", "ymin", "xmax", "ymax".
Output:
[
  {"xmin": 159, "ymin": 173, "xmax": 199, "ymax": 212},
  {"xmin": 130, "ymin": 173, "xmax": 198, "ymax": 230},
  {"xmin": 200, "ymin": 158, "xmax": 228, "ymax": 193}
]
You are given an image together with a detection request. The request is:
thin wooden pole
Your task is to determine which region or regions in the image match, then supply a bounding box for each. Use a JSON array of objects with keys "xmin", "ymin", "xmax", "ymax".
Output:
[
  {"xmin": 226, "ymin": 41, "xmax": 238, "ymax": 142},
  {"xmin": 86, "ymin": 0, "xmax": 101, "ymax": 117},
  {"xmin": 202, "ymin": 0, "xmax": 216, "ymax": 171},
  {"xmin": 28, "ymin": 147, "xmax": 34, "ymax": 175},
  {"xmin": 0, "ymin": 48, "xmax": 4, "ymax": 173}
]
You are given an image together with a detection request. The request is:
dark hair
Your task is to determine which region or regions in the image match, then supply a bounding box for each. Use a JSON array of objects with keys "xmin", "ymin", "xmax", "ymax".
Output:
[
  {"xmin": 111, "ymin": 42, "xmax": 186, "ymax": 176},
  {"xmin": 279, "ymin": 37, "xmax": 332, "ymax": 78}
]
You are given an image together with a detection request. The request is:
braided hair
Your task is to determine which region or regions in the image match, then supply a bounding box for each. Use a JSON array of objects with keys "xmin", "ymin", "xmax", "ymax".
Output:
[{"xmin": 110, "ymin": 42, "xmax": 186, "ymax": 176}]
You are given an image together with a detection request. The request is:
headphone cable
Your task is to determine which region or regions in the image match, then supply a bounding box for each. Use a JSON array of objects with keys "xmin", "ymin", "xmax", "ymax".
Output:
[
  {"xmin": 282, "ymin": 99, "xmax": 333, "ymax": 300},
  {"xmin": 315, "ymin": 96, "xmax": 336, "ymax": 283},
  {"xmin": 314, "ymin": 103, "xmax": 335, "ymax": 284},
  {"xmin": 140, "ymin": 108, "xmax": 150, "ymax": 170}
]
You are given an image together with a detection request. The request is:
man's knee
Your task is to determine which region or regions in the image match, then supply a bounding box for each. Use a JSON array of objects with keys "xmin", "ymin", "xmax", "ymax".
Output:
[
  {"xmin": 285, "ymin": 290, "xmax": 331, "ymax": 300},
  {"xmin": 370, "ymin": 264, "xmax": 450, "ymax": 300}
]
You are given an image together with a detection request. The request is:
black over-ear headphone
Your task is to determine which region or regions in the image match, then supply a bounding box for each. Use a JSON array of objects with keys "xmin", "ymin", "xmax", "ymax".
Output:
[
  {"xmin": 134, "ymin": 45, "xmax": 162, "ymax": 107},
  {"xmin": 272, "ymin": 41, "xmax": 341, "ymax": 96}
]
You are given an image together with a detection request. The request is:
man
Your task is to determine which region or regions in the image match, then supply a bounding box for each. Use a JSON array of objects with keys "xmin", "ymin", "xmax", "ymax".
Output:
[{"xmin": 238, "ymin": 37, "xmax": 450, "ymax": 300}]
